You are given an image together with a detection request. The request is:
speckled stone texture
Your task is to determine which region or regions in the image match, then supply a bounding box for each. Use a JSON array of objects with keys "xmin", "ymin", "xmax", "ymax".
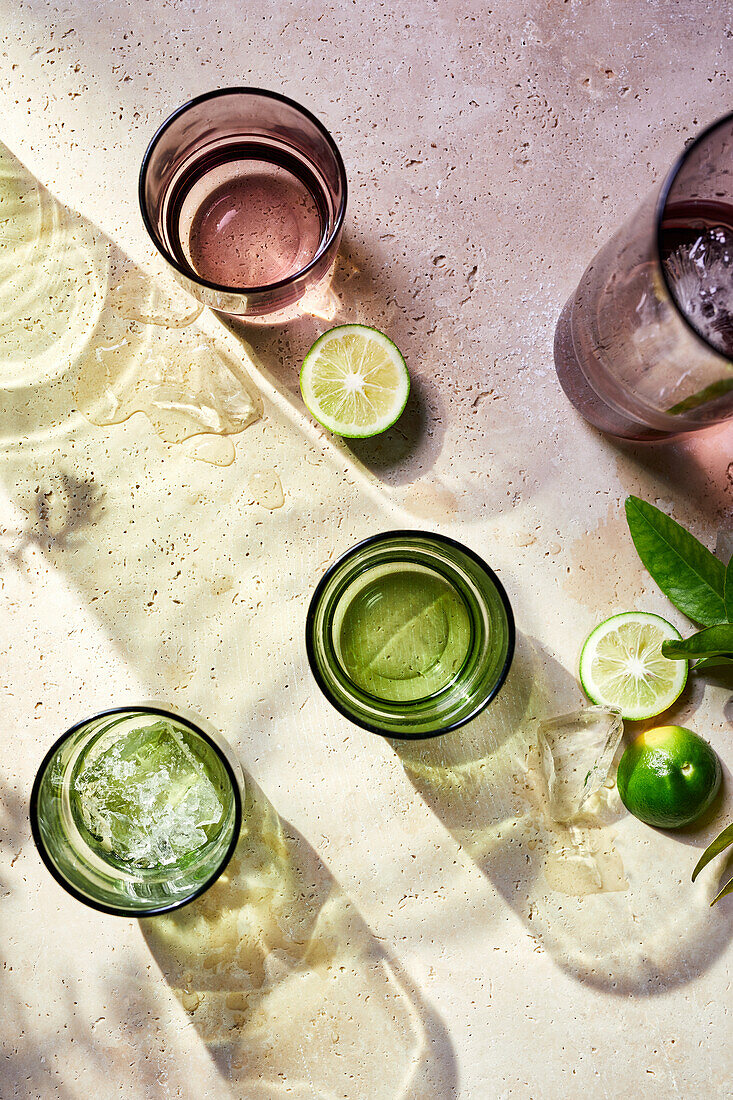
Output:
[{"xmin": 0, "ymin": 2, "xmax": 731, "ymax": 1098}]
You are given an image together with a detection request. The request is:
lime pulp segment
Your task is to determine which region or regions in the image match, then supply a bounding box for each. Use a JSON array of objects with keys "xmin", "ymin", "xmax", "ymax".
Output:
[
  {"xmin": 579, "ymin": 611, "xmax": 688, "ymax": 721},
  {"xmin": 300, "ymin": 324, "xmax": 410, "ymax": 437}
]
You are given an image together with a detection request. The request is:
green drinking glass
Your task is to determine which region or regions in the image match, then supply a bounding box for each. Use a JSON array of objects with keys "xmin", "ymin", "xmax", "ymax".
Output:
[
  {"xmin": 30, "ymin": 706, "xmax": 242, "ymax": 916},
  {"xmin": 306, "ymin": 531, "xmax": 515, "ymax": 739}
]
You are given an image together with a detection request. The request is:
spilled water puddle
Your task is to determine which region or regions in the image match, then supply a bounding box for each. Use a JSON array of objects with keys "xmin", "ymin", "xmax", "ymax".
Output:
[
  {"xmin": 0, "ymin": 143, "xmax": 261, "ymax": 464},
  {"xmin": 141, "ymin": 781, "xmax": 449, "ymax": 1097}
]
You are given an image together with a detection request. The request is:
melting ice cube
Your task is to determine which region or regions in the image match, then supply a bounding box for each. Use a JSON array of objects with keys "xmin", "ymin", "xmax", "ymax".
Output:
[{"xmin": 538, "ymin": 705, "xmax": 624, "ymax": 822}]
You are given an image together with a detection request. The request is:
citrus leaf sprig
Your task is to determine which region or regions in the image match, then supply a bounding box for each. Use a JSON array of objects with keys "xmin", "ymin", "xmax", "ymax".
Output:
[
  {"xmin": 726, "ymin": 553, "xmax": 733, "ymax": 620},
  {"xmin": 692, "ymin": 823, "xmax": 733, "ymax": 905},
  {"xmin": 663, "ymin": 623, "xmax": 733, "ymax": 660},
  {"xmin": 626, "ymin": 497, "xmax": 732, "ymax": 903},
  {"xmin": 624, "ymin": 496, "xmax": 733, "ymax": 668}
]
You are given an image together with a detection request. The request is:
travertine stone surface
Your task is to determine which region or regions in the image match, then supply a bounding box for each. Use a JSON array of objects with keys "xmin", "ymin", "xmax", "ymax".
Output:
[{"xmin": 1, "ymin": 2, "xmax": 731, "ymax": 1098}]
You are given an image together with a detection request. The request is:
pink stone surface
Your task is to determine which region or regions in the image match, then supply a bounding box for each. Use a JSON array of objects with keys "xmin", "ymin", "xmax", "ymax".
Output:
[{"xmin": 0, "ymin": 3, "xmax": 731, "ymax": 1097}]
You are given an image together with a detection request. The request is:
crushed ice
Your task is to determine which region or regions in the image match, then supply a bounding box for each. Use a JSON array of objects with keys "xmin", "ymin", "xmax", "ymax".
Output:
[
  {"xmin": 664, "ymin": 224, "xmax": 733, "ymax": 357},
  {"xmin": 74, "ymin": 721, "xmax": 224, "ymax": 867}
]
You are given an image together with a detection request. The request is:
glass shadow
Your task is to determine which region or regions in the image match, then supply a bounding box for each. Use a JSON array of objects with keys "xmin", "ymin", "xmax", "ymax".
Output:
[
  {"xmin": 141, "ymin": 777, "xmax": 456, "ymax": 1099},
  {"xmin": 391, "ymin": 631, "xmax": 733, "ymax": 997},
  {"xmin": 217, "ymin": 236, "xmax": 447, "ymax": 488}
]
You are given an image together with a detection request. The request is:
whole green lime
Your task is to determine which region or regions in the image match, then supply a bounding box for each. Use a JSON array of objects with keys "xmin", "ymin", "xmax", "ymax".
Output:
[{"xmin": 617, "ymin": 726, "xmax": 722, "ymax": 829}]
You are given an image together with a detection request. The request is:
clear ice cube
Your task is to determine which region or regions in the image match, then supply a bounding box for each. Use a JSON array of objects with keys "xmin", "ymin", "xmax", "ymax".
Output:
[
  {"xmin": 74, "ymin": 721, "xmax": 224, "ymax": 867},
  {"xmin": 663, "ymin": 225, "xmax": 733, "ymax": 357},
  {"xmin": 538, "ymin": 705, "xmax": 624, "ymax": 822}
]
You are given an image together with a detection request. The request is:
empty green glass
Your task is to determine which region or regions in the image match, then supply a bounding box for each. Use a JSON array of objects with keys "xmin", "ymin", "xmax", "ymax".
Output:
[{"xmin": 306, "ymin": 531, "xmax": 515, "ymax": 738}]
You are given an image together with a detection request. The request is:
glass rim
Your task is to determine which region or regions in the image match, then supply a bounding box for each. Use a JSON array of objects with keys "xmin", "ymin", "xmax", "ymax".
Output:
[
  {"xmin": 305, "ymin": 529, "xmax": 516, "ymax": 740},
  {"xmin": 138, "ymin": 85, "xmax": 348, "ymax": 297},
  {"xmin": 29, "ymin": 704, "xmax": 243, "ymax": 918},
  {"xmin": 655, "ymin": 109, "xmax": 733, "ymax": 360}
]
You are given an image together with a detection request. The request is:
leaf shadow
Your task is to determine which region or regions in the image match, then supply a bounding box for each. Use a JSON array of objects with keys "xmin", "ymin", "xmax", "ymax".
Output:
[{"xmin": 3, "ymin": 471, "xmax": 105, "ymax": 566}]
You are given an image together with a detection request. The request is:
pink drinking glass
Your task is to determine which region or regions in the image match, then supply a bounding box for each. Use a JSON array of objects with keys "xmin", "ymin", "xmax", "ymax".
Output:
[
  {"xmin": 139, "ymin": 88, "xmax": 347, "ymax": 322},
  {"xmin": 554, "ymin": 112, "xmax": 733, "ymax": 440}
]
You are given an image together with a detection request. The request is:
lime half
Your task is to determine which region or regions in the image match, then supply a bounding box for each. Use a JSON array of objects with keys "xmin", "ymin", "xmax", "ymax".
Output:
[
  {"xmin": 579, "ymin": 612, "xmax": 688, "ymax": 721},
  {"xmin": 300, "ymin": 325, "xmax": 410, "ymax": 438}
]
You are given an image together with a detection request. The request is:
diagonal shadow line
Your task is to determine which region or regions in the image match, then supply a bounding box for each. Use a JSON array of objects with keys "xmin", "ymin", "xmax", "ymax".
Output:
[
  {"xmin": 0, "ymin": 139, "xmax": 458, "ymax": 1097},
  {"xmin": 391, "ymin": 630, "xmax": 733, "ymax": 997},
  {"xmin": 141, "ymin": 776, "xmax": 458, "ymax": 1099}
]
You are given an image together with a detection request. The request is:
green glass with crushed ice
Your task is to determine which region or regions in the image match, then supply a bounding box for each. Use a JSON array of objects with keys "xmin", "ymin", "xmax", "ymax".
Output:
[{"xmin": 30, "ymin": 707, "xmax": 242, "ymax": 915}]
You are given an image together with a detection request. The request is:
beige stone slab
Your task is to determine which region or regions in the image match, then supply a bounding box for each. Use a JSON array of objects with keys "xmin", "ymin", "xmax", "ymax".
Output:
[{"xmin": 0, "ymin": 2, "xmax": 732, "ymax": 1098}]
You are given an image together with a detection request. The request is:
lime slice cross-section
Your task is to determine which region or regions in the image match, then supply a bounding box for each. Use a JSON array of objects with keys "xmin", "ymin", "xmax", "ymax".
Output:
[
  {"xmin": 579, "ymin": 611, "xmax": 688, "ymax": 721},
  {"xmin": 300, "ymin": 324, "xmax": 410, "ymax": 438}
]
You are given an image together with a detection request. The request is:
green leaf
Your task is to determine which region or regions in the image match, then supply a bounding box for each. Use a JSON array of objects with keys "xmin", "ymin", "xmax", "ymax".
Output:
[
  {"xmin": 693, "ymin": 655, "xmax": 733, "ymax": 671},
  {"xmin": 692, "ymin": 823, "xmax": 733, "ymax": 881},
  {"xmin": 667, "ymin": 377, "xmax": 733, "ymax": 415},
  {"xmin": 662, "ymin": 624, "xmax": 733, "ymax": 660},
  {"xmin": 711, "ymin": 876, "xmax": 733, "ymax": 906},
  {"xmin": 725, "ymin": 555, "xmax": 733, "ymax": 621},
  {"xmin": 625, "ymin": 497, "xmax": 727, "ymax": 626}
]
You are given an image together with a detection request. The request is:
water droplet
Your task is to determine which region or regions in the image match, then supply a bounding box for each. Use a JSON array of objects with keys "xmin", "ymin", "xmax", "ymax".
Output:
[
  {"xmin": 248, "ymin": 470, "xmax": 284, "ymax": 510},
  {"xmin": 181, "ymin": 990, "xmax": 202, "ymax": 1012},
  {"xmin": 183, "ymin": 435, "xmax": 237, "ymax": 467}
]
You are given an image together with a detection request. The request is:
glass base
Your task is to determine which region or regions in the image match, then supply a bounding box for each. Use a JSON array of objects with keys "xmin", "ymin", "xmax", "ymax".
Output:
[{"xmin": 553, "ymin": 297, "xmax": 676, "ymax": 442}]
